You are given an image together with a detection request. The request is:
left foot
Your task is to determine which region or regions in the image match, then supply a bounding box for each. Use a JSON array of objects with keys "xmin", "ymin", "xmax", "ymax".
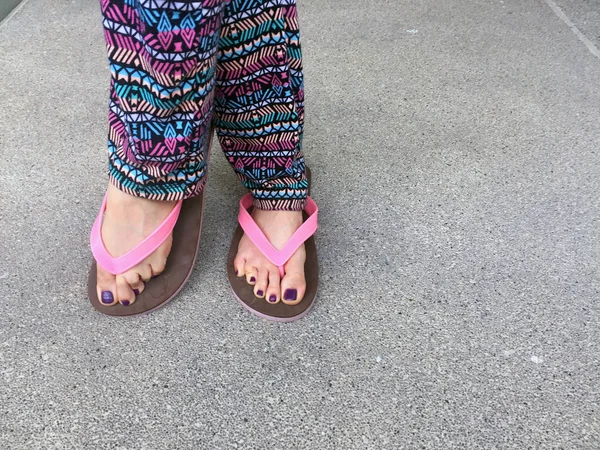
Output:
[{"xmin": 233, "ymin": 209, "xmax": 306, "ymax": 305}]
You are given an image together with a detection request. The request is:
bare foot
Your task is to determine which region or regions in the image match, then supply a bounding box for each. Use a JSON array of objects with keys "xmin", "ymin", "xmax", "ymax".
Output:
[
  {"xmin": 233, "ymin": 209, "xmax": 306, "ymax": 305},
  {"xmin": 95, "ymin": 183, "xmax": 177, "ymax": 306}
]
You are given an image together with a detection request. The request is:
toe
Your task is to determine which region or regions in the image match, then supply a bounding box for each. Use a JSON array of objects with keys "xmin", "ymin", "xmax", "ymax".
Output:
[
  {"xmin": 280, "ymin": 261, "xmax": 306, "ymax": 306},
  {"xmin": 150, "ymin": 259, "xmax": 166, "ymax": 278},
  {"xmin": 123, "ymin": 271, "xmax": 145, "ymax": 296},
  {"xmin": 132, "ymin": 282, "xmax": 145, "ymax": 296},
  {"xmin": 265, "ymin": 269, "xmax": 281, "ymax": 304},
  {"xmin": 116, "ymin": 274, "xmax": 135, "ymax": 306},
  {"xmin": 136, "ymin": 264, "xmax": 153, "ymax": 282},
  {"xmin": 254, "ymin": 269, "xmax": 268, "ymax": 298},
  {"xmin": 233, "ymin": 255, "xmax": 246, "ymax": 278},
  {"xmin": 246, "ymin": 266, "xmax": 258, "ymax": 285},
  {"xmin": 96, "ymin": 266, "xmax": 118, "ymax": 306}
]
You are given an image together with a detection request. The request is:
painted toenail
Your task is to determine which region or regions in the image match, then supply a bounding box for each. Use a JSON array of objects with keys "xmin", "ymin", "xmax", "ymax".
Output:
[
  {"xmin": 256, "ymin": 290, "xmax": 264, "ymax": 296},
  {"xmin": 121, "ymin": 300, "xmax": 130, "ymax": 306},
  {"xmin": 235, "ymin": 269, "xmax": 238, "ymax": 275},
  {"xmin": 284, "ymin": 289, "xmax": 297, "ymax": 301},
  {"xmin": 101, "ymin": 291, "xmax": 114, "ymax": 304},
  {"xmin": 250, "ymin": 277, "xmax": 256, "ymax": 283},
  {"xmin": 133, "ymin": 289, "xmax": 139, "ymax": 295},
  {"xmin": 268, "ymin": 295, "xmax": 277, "ymax": 303}
]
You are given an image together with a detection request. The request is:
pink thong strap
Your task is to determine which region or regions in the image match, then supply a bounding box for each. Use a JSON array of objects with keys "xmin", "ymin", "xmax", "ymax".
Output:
[
  {"xmin": 237, "ymin": 194, "xmax": 318, "ymax": 278},
  {"xmin": 90, "ymin": 193, "xmax": 182, "ymax": 275}
]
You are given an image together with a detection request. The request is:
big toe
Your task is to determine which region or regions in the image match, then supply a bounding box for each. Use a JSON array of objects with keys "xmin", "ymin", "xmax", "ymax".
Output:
[
  {"xmin": 280, "ymin": 261, "xmax": 306, "ymax": 306},
  {"xmin": 96, "ymin": 266, "xmax": 118, "ymax": 306}
]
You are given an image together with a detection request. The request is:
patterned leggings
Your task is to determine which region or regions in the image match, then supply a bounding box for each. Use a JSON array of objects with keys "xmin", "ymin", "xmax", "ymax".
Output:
[{"xmin": 102, "ymin": 0, "xmax": 307, "ymax": 210}]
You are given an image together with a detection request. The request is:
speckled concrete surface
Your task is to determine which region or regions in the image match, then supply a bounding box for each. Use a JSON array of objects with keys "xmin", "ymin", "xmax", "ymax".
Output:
[
  {"xmin": 1, "ymin": 0, "xmax": 599, "ymax": 448},
  {"xmin": 554, "ymin": 0, "xmax": 600, "ymax": 48}
]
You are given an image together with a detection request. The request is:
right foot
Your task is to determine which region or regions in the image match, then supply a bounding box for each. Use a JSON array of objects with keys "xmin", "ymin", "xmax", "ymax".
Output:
[{"xmin": 96, "ymin": 183, "xmax": 177, "ymax": 306}]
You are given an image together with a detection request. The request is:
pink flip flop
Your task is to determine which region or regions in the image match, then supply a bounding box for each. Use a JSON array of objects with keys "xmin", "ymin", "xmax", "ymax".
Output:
[
  {"xmin": 226, "ymin": 168, "xmax": 319, "ymax": 322},
  {"xmin": 87, "ymin": 191, "xmax": 206, "ymax": 316},
  {"xmin": 88, "ymin": 134, "xmax": 213, "ymax": 317}
]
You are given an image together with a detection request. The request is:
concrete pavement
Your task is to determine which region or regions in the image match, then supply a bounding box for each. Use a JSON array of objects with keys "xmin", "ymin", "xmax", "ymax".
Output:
[{"xmin": 0, "ymin": 0, "xmax": 599, "ymax": 448}]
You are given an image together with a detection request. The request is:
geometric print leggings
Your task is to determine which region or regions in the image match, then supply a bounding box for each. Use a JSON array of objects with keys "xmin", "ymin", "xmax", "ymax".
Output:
[{"xmin": 101, "ymin": 0, "xmax": 307, "ymax": 210}]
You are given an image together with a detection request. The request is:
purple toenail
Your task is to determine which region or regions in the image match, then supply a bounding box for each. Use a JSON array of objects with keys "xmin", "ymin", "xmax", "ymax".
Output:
[
  {"xmin": 235, "ymin": 269, "xmax": 238, "ymax": 275},
  {"xmin": 257, "ymin": 290, "xmax": 264, "ymax": 297},
  {"xmin": 133, "ymin": 289, "xmax": 139, "ymax": 295},
  {"xmin": 101, "ymin": 291, "xmax": 113, "ymax": 304},
  {"xmin": 268, "ymin": 295, "xmax": 277, "ymax": 303},
  {"xmin": 121, "ymin": 300, "xmax": 130, "ymax": 306},
  {"xmin": 284, "ymin": 289, "xmax": 297, "ymax": 301},
  {"xmin": 250, "ymin": 276, "xmax": 256, "ymax": 283}
]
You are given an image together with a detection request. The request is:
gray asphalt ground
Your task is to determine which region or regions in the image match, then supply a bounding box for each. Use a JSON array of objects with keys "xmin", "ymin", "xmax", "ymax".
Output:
[{"xmin": 1, "ymin": 0, "xmax": 599, "ymax": 448}]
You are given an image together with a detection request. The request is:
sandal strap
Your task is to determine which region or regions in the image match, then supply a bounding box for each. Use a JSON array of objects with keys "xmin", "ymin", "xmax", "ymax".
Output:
[
  {"xmin": 90, "ymin": 193, "xmax": 182, "ymax": 275},
  {"xmin": 237, "ymin": 194, "xmax": 318, "ymax": 276}
]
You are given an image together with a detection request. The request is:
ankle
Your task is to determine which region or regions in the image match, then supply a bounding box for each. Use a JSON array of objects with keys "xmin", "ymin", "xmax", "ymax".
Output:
[
  {"xmin": 253, "ymin": 208, "xmax": 303, "ymax": 228},
  {"xmin": 106, "ymin": 183, "xmax": 176, "ymax": 212},
  {"xmin": 253, "ymin": 208, "xmax": 302, "ymax": 218}
]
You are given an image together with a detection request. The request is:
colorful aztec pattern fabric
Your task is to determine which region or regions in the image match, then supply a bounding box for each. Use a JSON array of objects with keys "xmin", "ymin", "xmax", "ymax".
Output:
[{"xmin": 101, "ymin": 0, "xmax": 307, "ymax": 210}]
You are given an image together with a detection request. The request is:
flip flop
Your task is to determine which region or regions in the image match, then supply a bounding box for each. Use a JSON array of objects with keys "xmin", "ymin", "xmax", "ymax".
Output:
[
  {"xmin": 87, "ymin": 138, "xmax": 213, "ymax": 317},
  {"xmin": 227, "ymin": 168, "xmax": 319, "ymax": 322}
]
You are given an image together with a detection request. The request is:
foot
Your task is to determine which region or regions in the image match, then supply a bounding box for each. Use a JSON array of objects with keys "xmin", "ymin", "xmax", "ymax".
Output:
[
  {"xmin": 96, "ymin": 183, "xmax": 177, "ymax": 306},
  {"xmin": 233, "ymin": 209, "xmax": 307, "ymax": 305}
]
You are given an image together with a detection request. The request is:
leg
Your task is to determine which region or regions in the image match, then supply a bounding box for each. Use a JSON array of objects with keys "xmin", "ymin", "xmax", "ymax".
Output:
[
  {"xmin": 214, "ymin": 0, "xmax": 308, "ymax": 304},
  {"xmin": 96, "ymin": 0, "xmax": 223, "ymax": 305}
]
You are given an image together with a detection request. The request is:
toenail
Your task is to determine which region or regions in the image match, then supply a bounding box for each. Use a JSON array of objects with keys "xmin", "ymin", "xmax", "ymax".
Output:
[
  {"xmin": 101, "ymin": 291, "xmax": 114, "ymax": 304},
  {"xmin": 284, "ymin": 289, "xmax": 297, "ymax": 301},
  {"xmin": 235, "ymin": 269, "xmax": 238, "ymax": 275},
  {"xmin": 121, "ymin": 300, "xmax": 130, "ymax": 306},
  {"xmin": 268, "ymin": 295, "xmax": 277, "ymax": 303},
  {"xmin": 256, "ymin": 290, "xmax": 264, "ymax": 297},
  {"xmin": 250, "ymin": 276, "xmax": 256, "ymax": 283},
  {"xmin": 133, "ymin": 289, "xmax": 139, "ymax": 295}
]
